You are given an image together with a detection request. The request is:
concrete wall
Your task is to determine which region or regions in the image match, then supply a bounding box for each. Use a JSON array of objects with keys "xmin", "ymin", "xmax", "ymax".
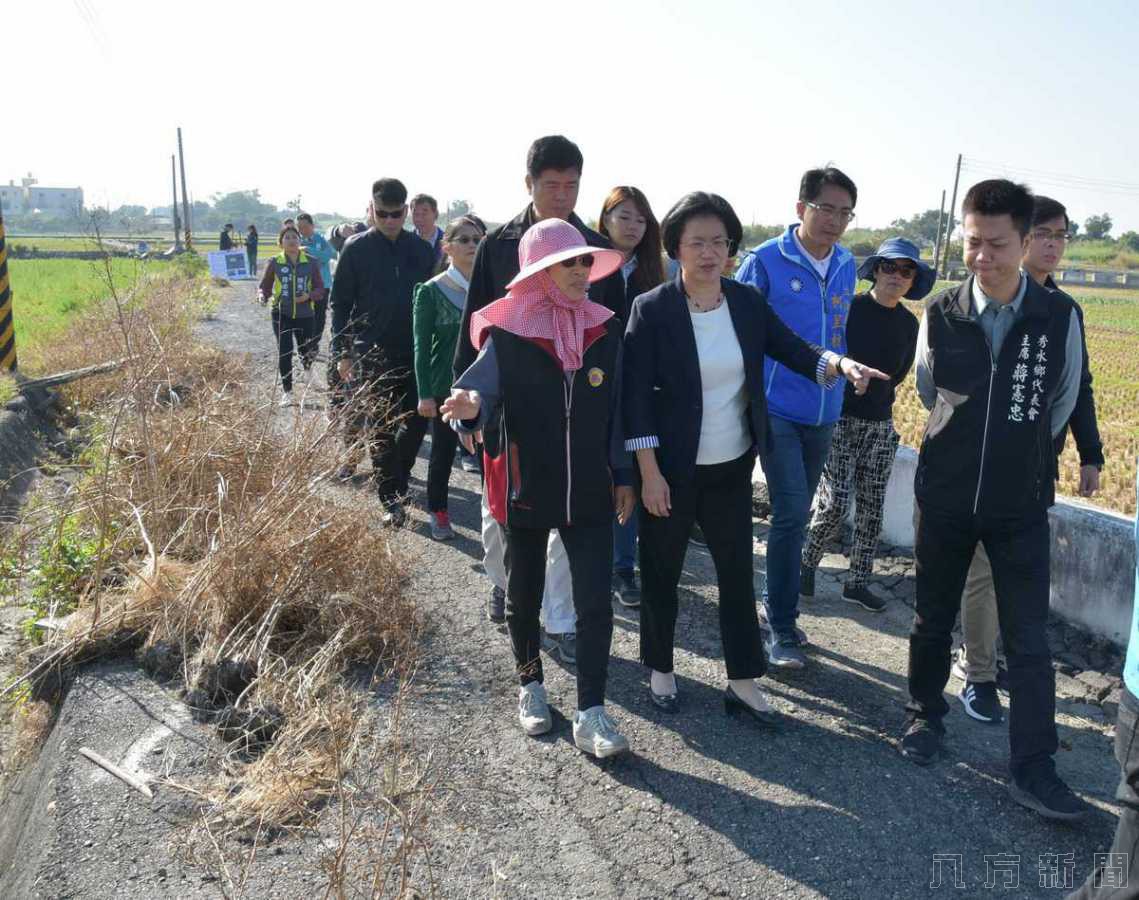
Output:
[{"xmin": 753, "ymin": 447, "xmax": 1137, "ymax": 645}]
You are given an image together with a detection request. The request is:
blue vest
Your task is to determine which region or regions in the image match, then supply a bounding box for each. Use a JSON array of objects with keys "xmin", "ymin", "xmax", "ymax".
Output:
[
  {"xmin": 1124, "ymin": 463, "xmax": 1139, "ymax": 697},
  {"xmin": 735, "ymin": 225, "xmax": 854, "ymax": 426}
]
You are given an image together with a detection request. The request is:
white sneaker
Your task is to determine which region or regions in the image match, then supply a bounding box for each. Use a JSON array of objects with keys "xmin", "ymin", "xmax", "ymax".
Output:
[
  {"xmin": 572, "ymin": 705, "xmax": 629, "ymax": 759},
  {"xmin": 518, "ymin": 682, "xmax": 552, "ymax": 736},
  {"xmin": 278, "ymin": 392, "xmax": 293, "ymax": 408},
  {"xmin": 951, "ymin": 646, "xmax": 968, "ymax": 682}
]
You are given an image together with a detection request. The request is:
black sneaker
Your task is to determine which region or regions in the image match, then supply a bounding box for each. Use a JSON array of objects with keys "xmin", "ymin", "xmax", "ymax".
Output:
[
  {"xmin": 900, "ymin": 719, "xmax": 944, "ymax": 766},
  {"xmin": 799, "ymin": 567, "xmax": 815, "ymax": 598},
  {"xmin": 613, "ymin": 571, "xmax": 641, "ymax": 608},
  {"xmin": 487, "ymin": 587, "xmax": 505, "ymax": 624},
  {"xmin": 689, "ymin": 523, "xmax": 707, "ymax": 548},
  {"xmin": 381, "ymin": 503, "xmax": 406, "ymax": 529},
  {"xmin": 843, "ymin": 584, "xmax": 886, "ymax": 612},
  {"xmin": 1009, "ymin": 769, "xmax": 1090, "ymax": 822},
  {"xmin": 959, "ymin": 680, "xmax": 1003, "ymax": 723}
]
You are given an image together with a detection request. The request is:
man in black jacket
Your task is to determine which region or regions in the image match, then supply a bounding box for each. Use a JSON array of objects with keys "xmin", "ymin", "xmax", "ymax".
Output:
[
  {"xmin": 452, "ymin": 134, "xmax": 624, "ymax": 649},
  {"xmin": 902, "ymin": 180, "xmax": 1090, "ymax": 823},
  {"xmin": 953, "ymin": 195, "xmax": 1105, "ymax": 727},
  {"xmin": 331, "ymin": 178, "xmax": 435, "ymax": 525}
]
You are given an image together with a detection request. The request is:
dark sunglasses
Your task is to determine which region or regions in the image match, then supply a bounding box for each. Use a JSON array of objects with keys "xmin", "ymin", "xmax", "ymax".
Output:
[
  {"xmin": 878, "ymin": 260, "xmax": 918, "ymax": 277},
  {"xmin": 374, "ymin": 206, "xmax": 406, "ymax": 220},
  {"xmin": 450, "ymin": 235, "xmax": 483, "ymax": 245},
  {"xmin": 561, "ymin": 254, "xmax": 594, "ymax": 269}
]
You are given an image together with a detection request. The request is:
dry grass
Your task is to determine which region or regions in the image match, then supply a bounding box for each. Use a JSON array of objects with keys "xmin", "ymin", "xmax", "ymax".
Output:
[{"xmin": 2, "ymin": 256, "xmax": 434, "ymax": 894}]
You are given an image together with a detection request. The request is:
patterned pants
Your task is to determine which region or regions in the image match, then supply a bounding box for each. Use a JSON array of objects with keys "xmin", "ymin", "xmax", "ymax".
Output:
[{"xmin": 802, "ymin": 416, "xmax": 900, "ymax": 586}]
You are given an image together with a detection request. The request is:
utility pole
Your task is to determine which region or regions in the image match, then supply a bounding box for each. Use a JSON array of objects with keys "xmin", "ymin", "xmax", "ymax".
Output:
[
  {"xmin": 932, "ymin": 189, "xmax": 946, "ymax": 279},
  {"xmin": 0, "ymin": 197, "xmax": 16, "ymax": 371},
  {"xmin": 942, "ymin": 153, "xmax": 963, "ymax": 278},
  {"xmin": 170, "ymin": 155, "xmax": 183, "ymax": 252},
  {"xmin": 177, "ymin": 127, "xmax": 192, "ymax": 251}
]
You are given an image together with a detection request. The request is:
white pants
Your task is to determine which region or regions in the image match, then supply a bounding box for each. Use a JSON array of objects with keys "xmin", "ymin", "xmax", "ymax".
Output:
[{"xmin": 480, "ymin": 491, "xmax": 575, "ymax": 634}]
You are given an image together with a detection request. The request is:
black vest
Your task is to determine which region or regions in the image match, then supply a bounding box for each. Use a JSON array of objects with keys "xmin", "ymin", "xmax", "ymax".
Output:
[
  {"xmin": 493, "ymin": 322, "xmax": 620, "ymax": 528},
  {"xmin": 916, "ymin": 277, "xmax": 1074, "ymax": 517}
]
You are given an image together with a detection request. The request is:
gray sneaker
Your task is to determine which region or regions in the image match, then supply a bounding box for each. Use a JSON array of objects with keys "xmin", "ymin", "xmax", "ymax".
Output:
[
  {"xmin": 765, "ymin": 631, "xmax": 807, "ymax": 669},
  {"xmin": 518, "ymin": 682, "xmax": 552, "ymax": 736},
  {"xmin": 758, "ymin": 604, "xmax": 809, "ymax": 645},
  {"xmin": 572, "ymin": 705, "xmax": 630, "ymax": 759},
  {"xmin": 542, "ymin": 630, "xmax": 577, "ymax": 666},
  {"xmin": 428, "ymin": 511, "xmax": 455, "ymax": 541}
]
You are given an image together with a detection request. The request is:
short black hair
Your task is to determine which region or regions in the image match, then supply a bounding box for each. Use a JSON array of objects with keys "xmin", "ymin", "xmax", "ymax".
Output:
[
  {"xmin": 962, "ymin": 179, "xmax": 1035, "ymax": 238},
  {"xmin": 410, "ymin": 193, "xmax": 437, "ymax": 212},
  {"xmin": 278, "ymin": 224, "xmax": 300, "ymax": 243},
  {"xmin": 799, "ymin": 166, "xmax": 858, "ymax": 208},
  {"xmin": 526, "ymin": 135, "xmax": 584, "ymax": 179},
  {"xmin": 296, "ymin": 212, "xmax": 314, "ymax": 225},
  {"xmin": 371, "ymin": 178, "xmax": 408, "ymax": 207},
  {"xmin": 660, "ymin": 192, "xmax": 743, "ymax": 259},
  {"xmin": 1032, "ymin": 195, "xmax": 1069, "ymax": 231},
  {"xmin": 224, "ymin": 223, "xmax": 234, "ymax": 229}
]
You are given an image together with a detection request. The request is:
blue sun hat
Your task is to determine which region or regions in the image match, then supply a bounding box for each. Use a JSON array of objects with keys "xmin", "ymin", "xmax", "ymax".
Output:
[{"xmin": 857, "ymin": 237, "xmax": 936, "ymax": 300}]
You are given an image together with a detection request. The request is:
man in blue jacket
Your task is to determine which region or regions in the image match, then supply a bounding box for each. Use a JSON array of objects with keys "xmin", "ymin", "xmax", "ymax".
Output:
[{"xmin": 736, "ymin": 166, "xmax": 858, "ymax": 669}]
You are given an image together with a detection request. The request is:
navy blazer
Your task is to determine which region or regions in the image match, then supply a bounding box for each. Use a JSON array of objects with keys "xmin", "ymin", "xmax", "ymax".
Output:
[{"xmin": 622, "ymin": 274, "xmax": 825, "ymax": 488}]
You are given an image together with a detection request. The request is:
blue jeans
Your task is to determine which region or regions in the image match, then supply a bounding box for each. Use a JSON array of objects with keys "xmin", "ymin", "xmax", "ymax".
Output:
[
  {"xmin": 761, "ymin": 415, "xmax": 835, "ymax": 636},
  {"xmin": 613, "ymin": 512, "xmax": 638, "ymax": 576}
]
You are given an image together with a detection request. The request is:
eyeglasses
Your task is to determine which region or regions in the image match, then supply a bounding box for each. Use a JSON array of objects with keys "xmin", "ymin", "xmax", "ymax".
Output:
[
  {"xmin": 373, "ymin": 206, "xmax": 406, "ymax": 220},
  {"xmin": 680, "ymin": 238, "xmax": 732, "ymax": 254},
  {"xmin": 878, "ymin": 260, "xmax": 918, "ymax": 277},
  {"xmin": 449, "ymin": 235, "xmax": 483, "ymax": 245},
  {"xmin": 561, "ymin": 254, "xmax": 594, "ymax": 269},
  {"xmin": 1032, "ymin": 228, "xmax": 1072, "ymax": 243},
  {"xmin": 804, "ymin": 201, "xmax": 856, "ymax": 224}
]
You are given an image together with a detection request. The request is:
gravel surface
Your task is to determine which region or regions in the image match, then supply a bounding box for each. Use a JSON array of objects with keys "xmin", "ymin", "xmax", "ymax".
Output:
[{"xmin": 0, "ymin": 280, "xmax": 1123, "ymax": 898}]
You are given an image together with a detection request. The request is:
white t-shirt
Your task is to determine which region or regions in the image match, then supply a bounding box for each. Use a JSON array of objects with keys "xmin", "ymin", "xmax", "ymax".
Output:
[
  {"xmin": 690, "ymin": 302, "xmax": 750, "ymax": 465},
  {"xmin": 792, "ymin": 226, "xmax": 832, "ymax": 281}
]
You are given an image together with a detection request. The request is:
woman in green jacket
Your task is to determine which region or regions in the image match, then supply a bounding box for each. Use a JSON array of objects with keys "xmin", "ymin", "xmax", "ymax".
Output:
[{"xmin": 413, "ymin": 215, "xmax": 486, "ymax": 540}]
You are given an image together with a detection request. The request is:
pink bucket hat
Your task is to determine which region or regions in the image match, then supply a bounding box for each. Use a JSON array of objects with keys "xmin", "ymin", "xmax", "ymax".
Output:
[{"xmin": 506, "ymin": 218, "xmax": 623, "ymax": 290}]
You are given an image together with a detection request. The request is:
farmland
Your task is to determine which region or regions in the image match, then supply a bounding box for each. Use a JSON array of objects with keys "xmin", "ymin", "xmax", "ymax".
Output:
[{"xmin": 892, "ymin": 285, "xmax": 1139, "ymax": 515}]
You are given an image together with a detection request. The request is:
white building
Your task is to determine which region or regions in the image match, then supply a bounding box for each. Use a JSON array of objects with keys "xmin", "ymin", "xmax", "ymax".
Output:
[{"xmin": 0, "ymin": 174, "xmax": 83, "ymax": 215}]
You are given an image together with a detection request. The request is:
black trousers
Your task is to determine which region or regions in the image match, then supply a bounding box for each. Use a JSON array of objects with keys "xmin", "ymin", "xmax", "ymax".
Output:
[
  {"xmin": 639, "ymin": 449, "xmax": 766, "ymax": 680},
  {"xmin": 1069, "ymin": 687, "xmax": 1139, "ymax": 898},
  {"xmin": 907, "ymin": 501, "xmax": 1057, "ymax": 777},
  {"xmin": 359, "ymin": 353, "xmax": 429, "ymax": 505},
  {"xmin": 301, "ymin": 296, "xmax": 328, "ymax": 364},
  {"xmin": 426, "ymin": 402, "xmax": 460, "ymax": 512},
  {"xmin": 270, "ymin": 309, "xmax": 313, "ymax": 393},
  {"xmin": 506, "ymin": 521, "xmax": 614, "ymax": 710}
]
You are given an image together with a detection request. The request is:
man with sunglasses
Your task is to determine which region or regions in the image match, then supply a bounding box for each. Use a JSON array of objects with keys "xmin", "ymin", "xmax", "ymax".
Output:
[
  {"xmin": 331, "ymin": 177, "xmax": 436, "ymax": 526},
  {"xmin": 452, "ymin": 135, "xmax": 624, "ymax": 656},
  {"xmin": 952, "ymin": 195, "xmax": 1103, "ymax": 727},
  {"xmin": 735, "ymin": 166, "xmax": 859, "ymax": 670}
]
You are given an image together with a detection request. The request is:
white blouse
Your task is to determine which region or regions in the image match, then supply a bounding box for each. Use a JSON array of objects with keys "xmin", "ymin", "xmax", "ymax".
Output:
[{"xmin": 689, "ymin": 302, "xmax": 750, "ymax": 465}]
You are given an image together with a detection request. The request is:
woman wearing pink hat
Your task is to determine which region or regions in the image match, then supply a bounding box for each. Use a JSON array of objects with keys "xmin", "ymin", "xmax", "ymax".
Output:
[{"xmin": 443, "ymin": 218, "xmax": 635, "ymax": 759}]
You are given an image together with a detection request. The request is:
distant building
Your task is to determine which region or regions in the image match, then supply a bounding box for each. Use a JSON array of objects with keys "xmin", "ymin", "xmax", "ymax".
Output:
[{"xmin": 0, "ymin": 174, "xmax": 83, "ymax": 215}]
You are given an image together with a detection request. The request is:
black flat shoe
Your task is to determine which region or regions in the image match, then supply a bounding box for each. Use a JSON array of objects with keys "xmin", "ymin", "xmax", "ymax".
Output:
[
  {"xmin": 724, "ymin": 686, "xmax": 782, "ymax": 731},
  {"xmin": 649, "ymin": 684, "xmax": 680, "ymax": 713}
]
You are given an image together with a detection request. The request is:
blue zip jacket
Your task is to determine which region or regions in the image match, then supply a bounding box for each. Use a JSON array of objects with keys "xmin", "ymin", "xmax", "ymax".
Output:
[
  {"xmin": 735, "ymin": 225, "xmax": 855, "ymax": 426},
  {"xmin": 301, "ymin": 231, "xmax": 337, "ymax": 294}
]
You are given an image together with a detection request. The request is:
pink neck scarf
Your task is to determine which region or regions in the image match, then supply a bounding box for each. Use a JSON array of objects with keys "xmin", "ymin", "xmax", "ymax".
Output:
[{"xmin": 471, "ymin": 270, "xmax": 613, "ymax": 372}]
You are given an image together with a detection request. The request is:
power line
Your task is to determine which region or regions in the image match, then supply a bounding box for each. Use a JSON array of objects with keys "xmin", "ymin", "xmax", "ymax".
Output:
[{"xmin": 961, "ymin": 157, "xmax": 1139, "ymax": 197}]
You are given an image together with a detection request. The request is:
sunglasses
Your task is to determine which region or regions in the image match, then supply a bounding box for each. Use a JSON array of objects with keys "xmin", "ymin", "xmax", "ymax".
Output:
[
  {"xmin": 450, "ymin": 235, "xmax": 483, "ymax": 245},
  {"xmin": 878, "ymin": 260, "xmax": 918, "ymax": 277},
  {"xmin": 561, "ymin": 254, "xmax": 594, "ymax": 269},
  {"xmin": 373, "ymin": 206, "xmax": 406, "ymax": 220}
]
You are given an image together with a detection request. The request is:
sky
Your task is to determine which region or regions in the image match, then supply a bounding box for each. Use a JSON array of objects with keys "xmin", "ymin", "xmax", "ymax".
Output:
[{"xmin": 6, "ymin": 0, "xmax": 1139, "ymax": 233}]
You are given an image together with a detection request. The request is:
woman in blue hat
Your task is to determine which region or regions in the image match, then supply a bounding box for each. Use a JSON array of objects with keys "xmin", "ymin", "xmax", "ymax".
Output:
[{"xmin": 800, "ymin": 237, "xmax": 934, "ymax": 610}]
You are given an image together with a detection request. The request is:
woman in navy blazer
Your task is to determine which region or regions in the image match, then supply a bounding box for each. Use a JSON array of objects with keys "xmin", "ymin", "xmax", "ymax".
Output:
[{"xmin": 622, "ymin": 192, "xmax": 884, "ymax": 723}]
